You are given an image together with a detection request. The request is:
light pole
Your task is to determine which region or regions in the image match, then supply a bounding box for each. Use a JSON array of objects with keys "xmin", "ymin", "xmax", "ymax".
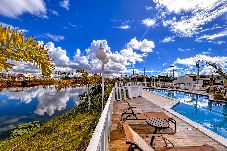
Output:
[
  {"xmin": 196, "ymin": 60, "xmax": 200, "ymax": 84},
  {"xmin": 96, "ymin": 45, "xmax": 109, "ymax": 111},
  {"xmin": 169, "ymin": 65, "xmax": 175, "ymax": 78}
]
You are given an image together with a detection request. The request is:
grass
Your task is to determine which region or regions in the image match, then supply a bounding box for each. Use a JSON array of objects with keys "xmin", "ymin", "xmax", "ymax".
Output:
[{"xmin": 0, "ymin": 84, "xmax": 112, "ymax": 150}]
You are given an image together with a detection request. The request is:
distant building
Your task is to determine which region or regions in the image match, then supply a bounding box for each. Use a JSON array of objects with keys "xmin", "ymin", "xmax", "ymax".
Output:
[
  {"xmin": 173, "ymin": 74, "xmax": 224, "ymax": 90},
  {"xmin": 0, "ymin": 73, "xmax": 36, "ymax": 81}
]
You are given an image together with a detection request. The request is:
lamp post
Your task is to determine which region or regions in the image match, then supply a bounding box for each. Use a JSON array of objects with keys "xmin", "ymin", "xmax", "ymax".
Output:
[
  {"xmin": 96, "ymin": 45, "xmax": 109, "ymax": 111},
  {"xmin": 169, "ymin": 65, "xmax": 175, "ymax": 78},
  {"xmin": 196, "ymin": 60, "xmax": 200, "ymax": 84}
]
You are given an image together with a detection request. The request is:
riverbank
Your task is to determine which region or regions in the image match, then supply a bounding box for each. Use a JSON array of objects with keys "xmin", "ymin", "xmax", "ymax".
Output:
[
  {"xmin": 0, "ymin": 84, "xmax": 112, "ymax": 150},
  {"xmin": 0, "ymin": 80, "xmax": 58, "ymax": 89}
]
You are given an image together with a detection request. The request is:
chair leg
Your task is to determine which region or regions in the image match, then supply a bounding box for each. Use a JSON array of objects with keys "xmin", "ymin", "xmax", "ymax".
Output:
[{"xmin": 128, "ymin": 144, "xmax": 142, "ymax": 151}]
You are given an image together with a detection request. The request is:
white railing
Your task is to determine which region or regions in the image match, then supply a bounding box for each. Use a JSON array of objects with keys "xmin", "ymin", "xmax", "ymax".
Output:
[
  {"xmin": 87, "ymin": 84, "xmax": 143, "ymax": 151},
  {"xmin": 86, "ymin": 88, "xmax": 115, "ymax": 151},
  {"xmin": 115, "ymin": 82, "xmax": 143, "ymax": 100}
]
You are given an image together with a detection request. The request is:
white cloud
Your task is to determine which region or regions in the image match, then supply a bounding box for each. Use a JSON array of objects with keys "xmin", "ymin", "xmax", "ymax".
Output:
[
  {"xmin": 119, "ymin": 48, "xmax": 143, "ymax": 65},
  {"xmin": 196, "ymin": 30, "xmax": 227, "ymax": 40},
  {"xmin": 7, "ymin": 39, "xmax": 154, "ymax": 77},
  {"xmin": 45, "ymin": 42, "xmax": 70, "ymax": 67},
  {"xmin": 116, "ymin": 25, "xmax": 130, "ymax": 30},
  {"xmin": 142, "ymin": 18, "xmax": 156, "ymax": 27},
  {"xmin": 127, "ymin": 37, "xmax": 155, "ymax": 53},
  {"xmin": 49, "ymin": 9, "xmax": 59, "ymax": 16},
  {"xmin": 156, "ymin": 0, "xmax": 227, "ymax": 37},
  {"xmin": 0, "ymin": 0, "xmax": 47, "ymax": 18},
  {"xmin": 153, "ymin": 0, "xmax": 221, "ymax": 14},
  {"xmin": 60, "ymin": 0, "xmax": 70, "ymax": 10},
  {"xmin": 73, "ymin": 39, "xmax": 154, "ymax": 75},
  {"xmin": 173, "ymin": 54, "xmax": 227, "ymax": 75},
  {"xmin": 216, "ymin": 41, "xmax": 226, "ymax": 45},
  {"xmin": 178, "ymin": 48, "xmax": 191, "ymax": 52},
  {"xmin": 0, "ymin": 22, "xmax": 28, "ymax": 33},
  {"xmin": 45, "ymin": 33, "xmax": 64, "ymax": 42},
  {"xmin": 161, "ymin": 36, "xmax": 175, "ymax": 43},
  {"xmin": 202, "ymin": 51, "xmax": 211, "ymax": 55},
  {"xmin": 8, "ymin": 41, "xmax": 74, "ymax": 75},
  {"xmin": 73, "ymin": 49, "xmax": 90, "ymax": 69},
  {"xmin": 10, "ymin": 62, "xmax": 40, "ymax": 74},
  {"xmin": 145, "ymin": 6, "xmax": 152, "ymax": 11},
  {"xmin": 174, "ymin": 54, "xmax": 227, "ymax": 66}
]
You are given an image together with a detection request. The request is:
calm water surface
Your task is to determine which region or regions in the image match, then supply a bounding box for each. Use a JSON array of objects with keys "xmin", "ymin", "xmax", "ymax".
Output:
[{"xmin": 0, "ymin": 86, "xmax": 86, "ymax": 140}]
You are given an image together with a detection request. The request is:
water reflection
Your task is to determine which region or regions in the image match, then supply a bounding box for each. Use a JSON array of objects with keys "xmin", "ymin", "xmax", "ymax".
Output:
[
  {"xmin": 150, "ymin": 89, "xmax": 227, "ymax": 138},
  {"xmin": 0, "ymin": 86, "xmax": 86, "ymax": 139},
  {"xmin": 1, "ymin": 86, "xmax": 85, "ymax": 116}
]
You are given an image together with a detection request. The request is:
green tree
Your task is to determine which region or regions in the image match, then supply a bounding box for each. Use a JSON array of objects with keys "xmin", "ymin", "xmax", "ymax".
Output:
[
  {"xmin": 0, "ymin": 25, "xmax": 54, "ymax": 77},
  {"xmin": 206, "ymin": 61, "xmax": 227, "ymax": 80}
]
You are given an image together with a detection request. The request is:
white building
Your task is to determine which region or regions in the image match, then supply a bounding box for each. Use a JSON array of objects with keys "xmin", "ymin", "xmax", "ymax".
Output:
[{"xmin": 173, "ymin": 74, "xmax": 224, "ymax": 90}]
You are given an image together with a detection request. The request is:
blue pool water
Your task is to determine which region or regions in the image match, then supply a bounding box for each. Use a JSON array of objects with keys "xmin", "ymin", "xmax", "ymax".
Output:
[{"xmin": 150, "ymin": 89, "xmax": 227, "ymax": 139}]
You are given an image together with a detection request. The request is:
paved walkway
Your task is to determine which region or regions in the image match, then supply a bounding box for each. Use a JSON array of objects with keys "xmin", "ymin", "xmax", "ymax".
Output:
[{"xmin": 109, "ymin": 94, "xmax": 227, "ymax": 151}]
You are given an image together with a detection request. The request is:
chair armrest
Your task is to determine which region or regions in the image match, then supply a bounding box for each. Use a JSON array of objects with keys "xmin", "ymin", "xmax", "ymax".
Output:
[{"xmin": 167, "ymin": 118, "xmax": 176, "ymax": 124}]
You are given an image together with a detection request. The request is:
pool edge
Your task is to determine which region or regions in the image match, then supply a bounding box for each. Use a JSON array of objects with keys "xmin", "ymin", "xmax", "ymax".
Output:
[{"xmin": 163, "ymin": 101, "xmax": 227, "ymax": 148}]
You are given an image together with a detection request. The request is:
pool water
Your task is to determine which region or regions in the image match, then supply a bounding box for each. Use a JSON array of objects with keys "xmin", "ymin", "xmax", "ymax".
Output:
[{"xmin": 150, "ymin": 89, "xmax": 227, "ymax": 139}]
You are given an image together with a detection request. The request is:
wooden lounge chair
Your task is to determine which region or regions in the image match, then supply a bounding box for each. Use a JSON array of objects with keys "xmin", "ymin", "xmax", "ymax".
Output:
[
  {"xmin": 121, "ymin": 100, "xmax": 176, "ymax": 134},
  {"xmin": 123, "ymin": 124, "xmax": 218, "ymax": 151}
]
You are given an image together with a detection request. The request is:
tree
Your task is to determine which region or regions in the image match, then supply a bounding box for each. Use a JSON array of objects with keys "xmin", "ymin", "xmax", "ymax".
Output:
[
  {"xmin": 76, "ymin": 69, "xmax": 101, "ymax": 111},
  {"xmin": 206, "ymin": 61, "xmax": 227, "ymax": 80},
  {"xmin": 0, "ymin": 25, "xmax": 54, "ymax": 77}
]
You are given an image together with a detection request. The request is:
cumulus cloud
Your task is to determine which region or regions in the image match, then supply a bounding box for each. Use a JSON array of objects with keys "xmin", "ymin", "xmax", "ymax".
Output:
[
  {"xmin": 173, "ymin": 54, "xmax": 227, "ymax": 75},
  {"xmin": 7, "ymin": 38, "xmax": 155, "ymax": 77},
  {"xmin": 8, "ymin": 41, "xmax": 77, "ymax": 75},
  {"xmin": 72, "ymin": 39, "xmax": 154, "ymax": 75},
  {"xmin": 60, "ymin": 0, "xmax": 70, "ymax": 10},
  {"xmin": 161, "ymin": 36, "xmax": 175, "ymax": 43},
  {"xmin": 46, "ymin": 42, "xmax": 70, "ymax": 67},
  {"xmin": 160, "ymin": 66, "xmax": 181, "ymax": 77},
  {"xmin": 154, "ymin": 0, "xmax": 227, "ymax": 37},
  {"xmin": 11, "ymin": 62, "xmax": 40, "ymax": 74},
  {"xmin": 0, "ymin": 0, "xmax": 47, "ymax": 18},
  {"xmin": 142, "ymin": 18, "xmax": 156, "ymax": 27},
  {"xmin": 127, "ymin": 37, "xmax": 155, "ymax": 53},
  {"xmin": 45, "ymin": 33, "xmax": 65, "ymax": 42},
  {"xmin": 174, "ymin": 54, "xmax": 227, "ymax": 66}
]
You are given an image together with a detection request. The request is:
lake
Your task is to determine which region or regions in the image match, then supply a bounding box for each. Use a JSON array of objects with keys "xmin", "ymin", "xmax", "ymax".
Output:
[{"xmin": 0, "ymin": 85, "xmax": 86, "ymax": 140}]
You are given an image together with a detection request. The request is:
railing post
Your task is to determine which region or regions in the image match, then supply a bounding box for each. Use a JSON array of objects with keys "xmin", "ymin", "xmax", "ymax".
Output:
[
  {"xmin": 123, "ymin": 87, "xmax": 126, "ymax": 100},
  {"xmin": 119, "ymin": 87, "xmax": 122, "ymax": 100}
]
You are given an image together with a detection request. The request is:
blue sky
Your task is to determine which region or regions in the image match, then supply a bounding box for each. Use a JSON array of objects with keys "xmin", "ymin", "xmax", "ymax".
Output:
[{"xmin": 0, "ymin": 0, "xmax": 227, "ymax": 77}]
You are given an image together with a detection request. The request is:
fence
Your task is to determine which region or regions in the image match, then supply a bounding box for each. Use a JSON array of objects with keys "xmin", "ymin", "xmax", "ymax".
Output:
[
  {"xmin": 86, "ymin": 88, "xmax": 115, "ymax": 151},
  {"xmin": 86, "ymin": 84, "xmax": 142, "ymax": 151}
]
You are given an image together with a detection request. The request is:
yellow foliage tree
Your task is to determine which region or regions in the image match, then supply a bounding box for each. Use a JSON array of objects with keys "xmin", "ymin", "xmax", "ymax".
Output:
[{"xmin": 0, "ymin": 25, "xmax": 54, "ymax": 77}]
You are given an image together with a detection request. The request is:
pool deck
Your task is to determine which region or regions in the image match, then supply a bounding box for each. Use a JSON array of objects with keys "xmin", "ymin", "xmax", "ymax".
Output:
[{"xmin": 109, "ymin": 90, "xmax": 227, "ymax": 151}]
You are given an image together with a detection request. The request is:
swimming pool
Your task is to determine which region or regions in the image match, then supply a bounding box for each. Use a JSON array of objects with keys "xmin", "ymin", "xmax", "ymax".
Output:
[{"xmin": 150, "ymin": 89, "xmax": 227, "ymax": 139}]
